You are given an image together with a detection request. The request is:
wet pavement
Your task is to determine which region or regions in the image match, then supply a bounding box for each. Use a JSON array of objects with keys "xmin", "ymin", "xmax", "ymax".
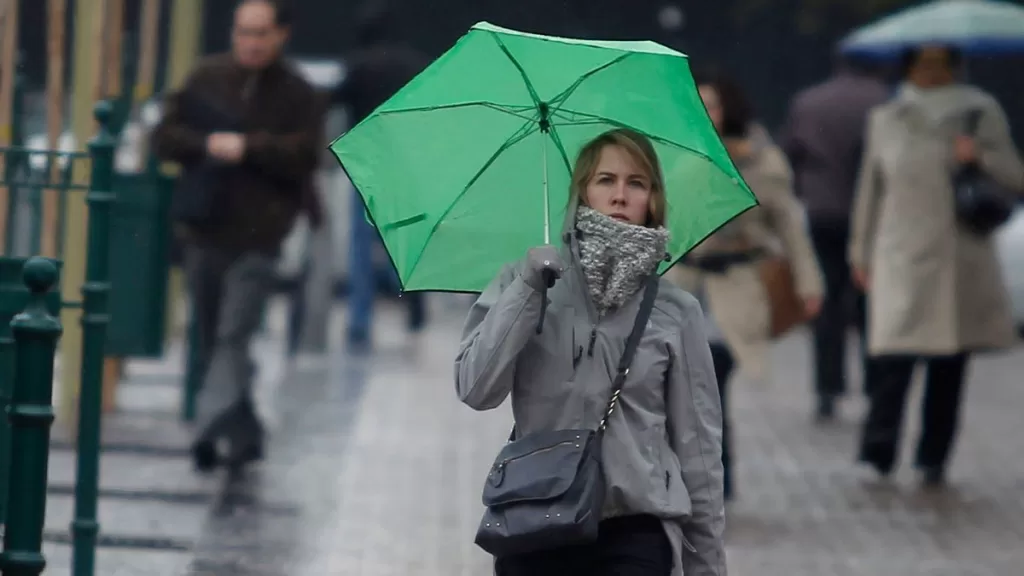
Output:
[{"xmin": 38, "ymin": 297, "xmax": 1024, "ymax": 575}]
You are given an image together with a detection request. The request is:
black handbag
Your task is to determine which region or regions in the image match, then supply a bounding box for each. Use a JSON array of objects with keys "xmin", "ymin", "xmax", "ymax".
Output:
[
  {"xmin": 953, "ymin": 108, "xmax": 1014, "ymax": 236},
  {"xmin": 474, "ymin": 275, "xmax": 659, "ymax": 558}
]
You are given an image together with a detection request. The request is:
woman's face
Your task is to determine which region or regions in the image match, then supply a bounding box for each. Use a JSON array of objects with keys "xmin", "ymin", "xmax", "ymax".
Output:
[
  {"xmin": 584, "ymin": 144, "xmax": 652, "ymax": 226},
  {"xmin": 699, "ymin": 84, "xmax": 723, "ymax": 134},
  {"xmin": 908, "ymin": 46, "xmax": 956, "ymax": 88}
]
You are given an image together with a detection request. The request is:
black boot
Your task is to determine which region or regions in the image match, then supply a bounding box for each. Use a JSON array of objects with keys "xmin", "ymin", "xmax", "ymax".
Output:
[{"xmin": 191, "ymin": 440, "xmax": 219, "ymax": 473}]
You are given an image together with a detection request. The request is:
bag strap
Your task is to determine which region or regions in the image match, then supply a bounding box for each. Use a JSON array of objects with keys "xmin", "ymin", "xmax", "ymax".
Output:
[{"xmin": 596, "ymin": 274, "xmax": 660, "ymax": 434}]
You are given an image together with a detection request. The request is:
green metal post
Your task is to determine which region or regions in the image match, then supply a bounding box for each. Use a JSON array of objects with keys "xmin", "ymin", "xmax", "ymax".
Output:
[
  {"xmin": 70, "ymin": 102, "xmax": 115, "ymax": 576},
  {"xmin": 0, "ymin": 257, "xmax": 63, "ymax": 576},
  {"xmin": 0, "ymin": 258, "xmax": 23, "ymax": 526},
  {"xmin": 0, "ymin": 256, "xmax": 42, "ymax": 528}
]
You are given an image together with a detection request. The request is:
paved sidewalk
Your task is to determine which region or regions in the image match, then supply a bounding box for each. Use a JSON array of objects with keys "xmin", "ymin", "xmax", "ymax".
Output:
[
  {"xmin": 723, "ymin": 334, "xmax": 1024, "ymax": 576},
  {"xmin": 36, "ymin": 297, "xmax": 1024, "ymax": 575}
]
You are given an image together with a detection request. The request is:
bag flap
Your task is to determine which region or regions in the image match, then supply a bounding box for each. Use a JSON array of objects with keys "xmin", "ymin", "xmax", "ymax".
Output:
[{"xmin": 482, "ymin": 429, "xmax": 594, "ymax": 507}]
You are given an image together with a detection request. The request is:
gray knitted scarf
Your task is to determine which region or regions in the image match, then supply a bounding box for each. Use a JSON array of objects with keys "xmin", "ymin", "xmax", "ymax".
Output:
[{"xmin": 575, "ymin": 206, "xmax": 669, "ymax": 316}]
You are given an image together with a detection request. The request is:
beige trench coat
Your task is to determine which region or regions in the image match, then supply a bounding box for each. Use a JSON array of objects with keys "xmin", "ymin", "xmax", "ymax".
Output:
[
  {"xmin": 849, "ymin": 85, "xmax": 1024, "ymax": 356},
  {"xmin": 669, "ymin": 130, "xmax": 825, "ymax": 377}
]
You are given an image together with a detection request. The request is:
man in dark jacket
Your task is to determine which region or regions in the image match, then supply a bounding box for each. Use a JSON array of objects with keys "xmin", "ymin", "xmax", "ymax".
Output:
[
  {"xmin": 153, "ymin": 0, "xmax": 322, "ymax": 472},
  {"xmin": 335, "ymin": 0, "xmax": 429, "ymax": 350},
  {"xmin": 780, "ymin": 54, "xmax": 890, "ymax": 419}
]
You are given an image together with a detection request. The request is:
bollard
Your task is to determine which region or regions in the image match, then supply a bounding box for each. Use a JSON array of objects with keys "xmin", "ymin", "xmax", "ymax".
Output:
[
  {"xmin": 0, "ymin": 258, "xmax": 62, "ymax": 528},
  {"xmin": 0, "ymin": 258, "xmax": 25, "ymax": 526},
  {"xmin": 0, "ymin": 257, "xmax": 63, "ymax": 576},
  {"xmin": 70, "ymin": 102, "xmax": 116, "ymax": 576}
]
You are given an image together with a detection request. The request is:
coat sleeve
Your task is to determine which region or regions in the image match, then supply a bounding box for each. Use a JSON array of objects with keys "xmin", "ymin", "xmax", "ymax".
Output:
[
  {"xmin": 454, "ymin": 264, "xmax": 545, "ymax": 411},
  {"xmin": 151, "ymin": 69, "xmax": 208, "ymax": 165},
  {"xmin": 977, "ymin": 98, "xmax": 1024, "ymax": 195},
  {"xmin": 666, "ymin": 294, "xmax": 727, "ymax": 576},
  {"xmin": 244, "ymin": 79, "xmax": 323, "ymax": 185},
  {"xmin": 759, "ymin": 148, "xmax": 825, "ymax": 299},
  {"xmin": 848, "ymin": 108, "xmax": 885, "ymax": 271}
]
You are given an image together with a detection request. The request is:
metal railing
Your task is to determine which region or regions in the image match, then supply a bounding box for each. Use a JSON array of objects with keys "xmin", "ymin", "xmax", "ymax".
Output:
[{"xmin": 0, "ymin": 101, "xmax": 115, "ymax": 576}]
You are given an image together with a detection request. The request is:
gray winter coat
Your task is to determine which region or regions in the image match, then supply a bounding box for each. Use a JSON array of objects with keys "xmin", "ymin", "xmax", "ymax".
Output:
[{"xmin": 455, "ymin": 232, "xmax": 727, "ymax": 576}]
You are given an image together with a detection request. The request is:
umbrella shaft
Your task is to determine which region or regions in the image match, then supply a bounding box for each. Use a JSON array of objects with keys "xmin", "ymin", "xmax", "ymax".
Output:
[{"xmin": 543, "ymin": 134, "xmax": 550, "ymax": 244}]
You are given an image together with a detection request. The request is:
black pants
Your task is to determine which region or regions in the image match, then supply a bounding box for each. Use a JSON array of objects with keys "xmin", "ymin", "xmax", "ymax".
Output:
[
  {"xmin": 709, "ymin": 344, "xmax": 734, "ymax": 499},
  {"xmin": 859, "ymin": 353, "xmax": 969, "ymax": 472},
  {"xmin": 185, "ymin": 246, "xmax": 270, "ymax": 457},
  {"xmin": 809, "ymin": 220, "xmax": 872, "ymax": 398},
  {"xmin": 494, "ymin": 515, "xmax": 673, "ymax": 576}
]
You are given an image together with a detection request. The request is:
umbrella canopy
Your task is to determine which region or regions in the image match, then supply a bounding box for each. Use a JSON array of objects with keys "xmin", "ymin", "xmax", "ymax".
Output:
[
  {"xmin": 840, "ymin": 0, "xmax": 1024, "ymax": 58},
  {"xmin": 330, "ymin": 22, "xmax": 757, "ymax": 293}
]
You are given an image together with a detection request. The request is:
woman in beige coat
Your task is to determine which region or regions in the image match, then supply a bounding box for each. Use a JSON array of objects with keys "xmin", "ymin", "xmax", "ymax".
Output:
[
  {"xmin": 670, "ymin": 72, "xmax": 825, "ymax": 499},
  {"xmin": 850, "ymin": 46, "xmax": 1024, "ymax": 486}
]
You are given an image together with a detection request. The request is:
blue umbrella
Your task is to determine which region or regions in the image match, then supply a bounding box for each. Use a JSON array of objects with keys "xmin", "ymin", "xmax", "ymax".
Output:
[{"xmin": 840, "ymin": 0, "xmax": 1024, "ymax": 59}]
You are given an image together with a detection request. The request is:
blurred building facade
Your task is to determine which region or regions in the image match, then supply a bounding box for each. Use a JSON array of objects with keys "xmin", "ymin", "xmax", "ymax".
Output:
[
  {"xmin": 12, "ymin": 0, "xmax": 1024, "ymax": 140},
  {"xmin": 200, "ymin": 0, "xmax": 1024, "ymax": 139}
]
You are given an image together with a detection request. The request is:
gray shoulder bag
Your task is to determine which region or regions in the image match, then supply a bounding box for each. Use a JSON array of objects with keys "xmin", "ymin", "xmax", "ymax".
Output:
[{"xmin": 474, "ymin": 275, "xmax": 659, "ymax": 558}]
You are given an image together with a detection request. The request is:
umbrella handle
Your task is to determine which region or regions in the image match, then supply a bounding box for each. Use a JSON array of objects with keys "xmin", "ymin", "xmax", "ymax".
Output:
[{"xmin": 535, "ymin": 269, "xmax": 557, "ymax": 334}]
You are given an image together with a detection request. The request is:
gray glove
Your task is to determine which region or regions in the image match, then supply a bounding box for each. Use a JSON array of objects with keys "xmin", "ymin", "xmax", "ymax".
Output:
[{"xmin": 523, "ymin": 245, "xmax": 564, "ymax": 291}]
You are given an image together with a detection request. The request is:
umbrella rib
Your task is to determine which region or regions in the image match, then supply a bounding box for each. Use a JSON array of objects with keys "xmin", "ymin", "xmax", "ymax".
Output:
[
  {"xmin": 484, "ymin": 31, "xmax": 602, "ymax": 177},
  {"xmin": 543, "ymin": 125, "xmax": 573, "ymax": 175},
  {"xmin": 548, "ymin": 53, "xmax": 632, "ymax": 109},
  {"xmin": 375, "ymin": 101, "xmax": 538, "ymax": 123},
  {"xmin": 550, "ymin": 117, "xmax": 606, "ymax": 126},
  {"xmin": 485, "ymin": 32, "xmax": 602, "ymax": 194},
  {"xmin": 404, "ymin": 122, "xmax": 541, "ymax": 282},
  {"xmin": 489, "ymin": 32, "xmax": 543, "ymax": 108}
]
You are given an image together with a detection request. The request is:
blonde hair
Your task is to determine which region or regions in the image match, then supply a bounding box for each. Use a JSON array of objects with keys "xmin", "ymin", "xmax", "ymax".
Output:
[{"xmin": 569, "ymin": 128, "xmax": 667, "ymax": 228}]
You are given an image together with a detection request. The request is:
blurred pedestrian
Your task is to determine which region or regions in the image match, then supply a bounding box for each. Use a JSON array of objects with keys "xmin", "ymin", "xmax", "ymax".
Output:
[
  {"xmin": 850, "ymin": 45, "xmax": 1024, "ymax": 485},
  {"xmin": 334, "ymin": 0, "xmax": 429, "ymax": 350},
  {"xmin": 456, "ymin": 129, "xmax": 726, "ymax": 576},
  {"xmin": 153, "ymin": 0, "xmax": 322, "ymax": 473},
  {"xmin": 670, "ymin": 71, "xmax": 824, "ymax": 499},
  {"xmin": 780, "ymin": 53, "xmax": 890, "ymax": 418}
]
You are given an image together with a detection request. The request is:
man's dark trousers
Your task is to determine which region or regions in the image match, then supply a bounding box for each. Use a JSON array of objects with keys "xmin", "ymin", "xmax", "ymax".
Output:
[{"xmin": 809, "ymin": 219, "xmax": 873, "ymax": 401}]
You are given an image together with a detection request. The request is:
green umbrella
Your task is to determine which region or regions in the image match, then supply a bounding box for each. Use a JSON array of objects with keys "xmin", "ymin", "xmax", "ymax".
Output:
[{"xmin": 330, "ymin": 21, "xmax": 757, "ymax": 293}]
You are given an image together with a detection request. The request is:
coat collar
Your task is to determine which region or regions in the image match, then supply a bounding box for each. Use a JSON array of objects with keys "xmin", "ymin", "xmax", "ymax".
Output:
[{"xmin": 890, "ymin": 82, "xmax": 990, "ymax": 128}]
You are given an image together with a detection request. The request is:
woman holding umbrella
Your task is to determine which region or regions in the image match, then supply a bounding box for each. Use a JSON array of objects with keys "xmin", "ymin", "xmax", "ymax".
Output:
[
  {"xmin": 331, "ymin": 22, "xmax": 757, "ymax": 576},
  {"xmin": 455, "ymin": 128, "xmax": 726, "ymax": 575}
]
